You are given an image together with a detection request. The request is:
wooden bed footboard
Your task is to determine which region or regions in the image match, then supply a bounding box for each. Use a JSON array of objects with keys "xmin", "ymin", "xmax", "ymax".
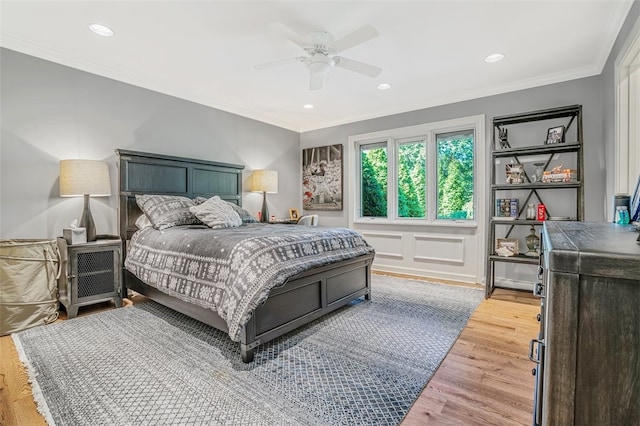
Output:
[
  {"xmin": 240, "ymin": 253, "xmax": 373, "ymax": 362},
  {"xmin": 124, "ymin": 252, "xmax": 373, "ymax": 362}
]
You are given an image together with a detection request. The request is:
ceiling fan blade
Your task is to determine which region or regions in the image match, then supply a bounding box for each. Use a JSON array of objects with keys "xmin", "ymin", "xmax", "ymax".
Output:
[
  {"xmin": 332, "ymin": 25, "xmax": 379, "ymax": 53},
  {"xmin": 309, "ymin": 72, "xmax": 323, "ymax": 91},
  {"xmin": 267, "ymin": 22, "xmax": 313, "ymax": 50},
  {"xmin": 255, "ymin": 57, "xmax": 304, "ymax": 70},
  {"xmin": 334, "ymin": 57, "xmax": 382, "ymax": 77}
]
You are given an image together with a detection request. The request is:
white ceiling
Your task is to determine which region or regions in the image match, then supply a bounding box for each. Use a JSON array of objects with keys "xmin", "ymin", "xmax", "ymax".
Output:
[{"xmin": 0, "ymin": 1, "xmax": 634, "ymax": 132}]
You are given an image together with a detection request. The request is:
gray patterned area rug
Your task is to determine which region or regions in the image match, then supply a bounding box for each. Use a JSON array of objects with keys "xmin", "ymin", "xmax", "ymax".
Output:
[{"xmin": 13, "ymin": 274, "xmax": 483, "ymax": 426}]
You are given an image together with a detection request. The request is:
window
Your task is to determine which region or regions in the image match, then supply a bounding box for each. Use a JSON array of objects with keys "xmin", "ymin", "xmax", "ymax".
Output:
[
  {"xmin": 616, "ymin": 17, "xmax": 640, "ymax": 198},
  {"xmin": 360, "ymin": 143, "xmax": 388, "ymax": 217},
  {"xmin": 397, "ymin": 139, "xmax": 426, "ymax": 218},
  {"xmin": 436, "ymin": 130, "xmax": 474, "ymax": 220},
  {"xmin": 353, "ymin": 115, "xmax": 483, "ymax": 224}
]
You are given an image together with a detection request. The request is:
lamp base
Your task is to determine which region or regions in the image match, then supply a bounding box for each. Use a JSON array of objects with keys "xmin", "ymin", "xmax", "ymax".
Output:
[
  {"xmin": 79, "ymin": 194, "xmax": 97, "ymax": 242},
  {"xmin": 260, "ymin": 191, "xmax": 269, "ymax": 223}
]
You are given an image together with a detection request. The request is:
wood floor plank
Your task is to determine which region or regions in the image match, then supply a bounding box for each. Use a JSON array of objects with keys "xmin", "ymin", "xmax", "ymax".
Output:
[
  {"xmin": 1, "ymin": 286, "xmax": 539, "ymax": 426},
  {"xmin": 401, "ymin": 288, "xmax": 538, "ymax": 425}
]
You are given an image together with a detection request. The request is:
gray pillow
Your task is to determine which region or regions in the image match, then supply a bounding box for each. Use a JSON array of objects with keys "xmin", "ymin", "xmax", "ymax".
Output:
[
  {"xmin": 189, "ymin": 196, "xmax": 242, "ymax": 229},
  {"xmin": 135, "ymin": 194, "xmax": 201, "ymax": 230},
  {"xmin": 228, "ymin": 202, "xmax": 258, "ymax": 224},
  {"xmin": 193, "ymin": 197, "xmax": 258, "ymax": 224}
]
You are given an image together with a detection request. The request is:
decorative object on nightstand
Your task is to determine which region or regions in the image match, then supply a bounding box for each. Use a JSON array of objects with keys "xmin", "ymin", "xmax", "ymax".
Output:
[
  {"xmin": 56, "ymin": 237, "xmax": 122, "ymax": 318},
  {"xmin": 59, "ymin": 160, "xmax": 111, "ymax": 242},
  {"xmin": 250, "ymin": 169, "xmax": 278, "ymax": 223}
]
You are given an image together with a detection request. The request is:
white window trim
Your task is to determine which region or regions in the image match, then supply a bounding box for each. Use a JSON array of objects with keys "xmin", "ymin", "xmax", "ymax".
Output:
[
  {"xmin": 615, "ymin": 15, "xmax": 640, "ymax": 199},
  {"xmin": 348, "ymin": 114, "xmax": 485, "ymax": 228}
]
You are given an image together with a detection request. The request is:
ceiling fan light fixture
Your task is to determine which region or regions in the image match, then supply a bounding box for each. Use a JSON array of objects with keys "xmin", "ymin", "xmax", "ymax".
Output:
[
  {"xmin": 89, "ymin": 23, "xmax": 114, "ymax": 37},
  {"xmin": 485, "ymin": 53, "xmax": 505, "ymax": 63},
  {"xmin": 308, "ymin": 55, "xmax": 334, "ymax": 75}
]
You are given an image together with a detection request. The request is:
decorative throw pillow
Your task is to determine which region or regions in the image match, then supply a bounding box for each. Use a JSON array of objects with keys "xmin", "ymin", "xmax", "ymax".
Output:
[
  {"xmin": 135, "ymin": 194, "xmax": 201, "ymax": 230},
  {"xmin": 228, "ymin": 202, "xmax": 258, "ymax": 224},
  {"xmin": 193, "ymin": 196, "xmax": 208, "ymax": 205},
  {"xmin": 134, "ymin": 214, "xmax": 153, "ymax": 229},
  {"xmin": 193, "ymin": 197, "xmax": 258, "ymax": 224},
  {"xmin": 189, "ymin": 196, "xmax": 242, "ymax": 229}
]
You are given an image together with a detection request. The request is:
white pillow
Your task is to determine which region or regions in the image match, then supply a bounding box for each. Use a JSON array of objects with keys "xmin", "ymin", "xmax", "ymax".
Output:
[
  {"xmin": 134, "ymin": 214, "xmax": 153, "ymax": 229},
  {"xmin": 189, "ymin": 196, "xmax": 242, "ymax": 229}
]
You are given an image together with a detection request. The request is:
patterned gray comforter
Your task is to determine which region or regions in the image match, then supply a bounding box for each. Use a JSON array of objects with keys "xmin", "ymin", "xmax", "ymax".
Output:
[{"xmin": 125, "ymin": 224, "xmax": 374, "ymax": 341}]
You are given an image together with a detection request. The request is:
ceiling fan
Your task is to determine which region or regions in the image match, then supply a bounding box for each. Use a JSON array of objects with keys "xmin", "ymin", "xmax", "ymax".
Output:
[{"xmin": 255, "ymin": 24, "xmax": 382, "ymax": 90}]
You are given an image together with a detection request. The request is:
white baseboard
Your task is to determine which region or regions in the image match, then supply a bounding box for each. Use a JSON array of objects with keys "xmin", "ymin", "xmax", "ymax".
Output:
[
  {"xmin": 372, "ymin": 264, "xmax": 479, "ymax": 285},
  {"xmin": 493, "ymin": 277, "xmax": 535, "ymax": 291}
]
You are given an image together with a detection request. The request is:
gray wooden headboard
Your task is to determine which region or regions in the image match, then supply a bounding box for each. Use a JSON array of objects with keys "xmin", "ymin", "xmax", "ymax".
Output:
[{"xmin": 116, "ymin": 149, "xmax": 244, "ymax": 244}]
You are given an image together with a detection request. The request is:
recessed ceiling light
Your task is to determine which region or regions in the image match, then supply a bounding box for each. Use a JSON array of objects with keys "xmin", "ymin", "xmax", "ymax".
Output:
[
  {"xmin": 89, "ymin": 23, "xmax": 114, "ymax": 37},
  {"xmin": 303, "ymin": 104, "xmax": 314, "ymax": 109},
  {"xmin": 377, "ymin": 83, "xmax": 392, "ymax": 90},
  {"xmin": 485, "ymin": 53, "xmax": 505, "ymax": 63}
]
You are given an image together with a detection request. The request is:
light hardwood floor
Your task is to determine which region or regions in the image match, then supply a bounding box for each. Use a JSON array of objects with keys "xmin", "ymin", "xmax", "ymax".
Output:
[{"xmin": 0, "ymin": 281, "xmax": 539, "ymax": 426}]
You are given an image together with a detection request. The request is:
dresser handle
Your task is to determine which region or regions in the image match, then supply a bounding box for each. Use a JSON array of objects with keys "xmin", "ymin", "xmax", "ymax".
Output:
[
  {"xmin": 534, "ymin": 282, "xmax": 545, "ymax": 298},
  {"xmin": 529, "ymin": 338, "xmax": 543, "ymax": 363}
]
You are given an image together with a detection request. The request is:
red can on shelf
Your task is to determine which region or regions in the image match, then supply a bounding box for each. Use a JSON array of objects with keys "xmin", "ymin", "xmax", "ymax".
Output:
[{"xmin": 537, "ymin": 203, "xmax": 546, "ymax": 221}]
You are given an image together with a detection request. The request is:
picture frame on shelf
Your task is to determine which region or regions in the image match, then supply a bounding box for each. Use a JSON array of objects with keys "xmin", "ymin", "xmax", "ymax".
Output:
[
  {"xmin": 289, "ymin": 208, "xmax": 299, "ymax": 221},
  {"xmin": 545, "ymin": 125, "xmax": 565, "ymax": 144},
  {"xmin": 505, "ymin": 163, "xmax": 524, "ymax": 184},
  {"xmin": 496, "ymin": 238, "xmax": 519, "ymax": 257}
]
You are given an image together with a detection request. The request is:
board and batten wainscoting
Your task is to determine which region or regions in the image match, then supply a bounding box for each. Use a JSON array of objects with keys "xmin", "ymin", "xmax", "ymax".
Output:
[{"xmin": 347, "ymin": 115, "xmax": 486, "ymax": 285}]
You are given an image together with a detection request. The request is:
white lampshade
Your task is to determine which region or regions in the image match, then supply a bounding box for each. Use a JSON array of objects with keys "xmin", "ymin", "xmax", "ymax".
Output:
[
  {"xmin": 251, "ymin": 170, "xmax": 278, "ymax": 193},
  {"xmin": 60, "ymin": 160, "xmax": 111, "ymax": 197}
]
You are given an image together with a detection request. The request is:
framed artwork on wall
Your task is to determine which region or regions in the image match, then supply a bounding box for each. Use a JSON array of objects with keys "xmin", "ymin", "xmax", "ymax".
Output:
[{"xmin": 302, "ymin": 144, "xmax": 343, "ymax": 211}]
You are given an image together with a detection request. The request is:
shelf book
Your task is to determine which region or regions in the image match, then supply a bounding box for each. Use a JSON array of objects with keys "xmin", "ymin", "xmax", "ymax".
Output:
[{"xmin": 495, "ymin": 198, "xmax": 519, "ymax": 218}]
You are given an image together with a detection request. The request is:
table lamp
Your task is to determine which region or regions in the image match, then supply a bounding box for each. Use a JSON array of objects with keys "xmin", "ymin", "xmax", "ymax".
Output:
[
  {"xmin": 251, "ymin": 170, "xmax": 278, "ymax": 222},
  {"xmin": 60, "ymin": 159, "xmax": 111, "ymax": 241}
]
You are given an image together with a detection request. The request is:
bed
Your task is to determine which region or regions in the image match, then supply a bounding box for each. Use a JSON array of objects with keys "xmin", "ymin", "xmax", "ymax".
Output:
[{"xmin": 116, "ymin": 149, "xmax": 375, "ymax": 362}]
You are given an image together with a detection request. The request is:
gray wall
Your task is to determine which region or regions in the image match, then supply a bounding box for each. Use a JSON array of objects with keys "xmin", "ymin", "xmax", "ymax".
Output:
[
  {"xmin": 0, "ymin": 48, "xmax": 300, "ymax": 239},
  {"xmin": 602, "ymin": 0, "xmax": 640, "ymax": 217},
  {"xmin": 301, "ymin": 76, "xmax": 605, "ymax": 228}
]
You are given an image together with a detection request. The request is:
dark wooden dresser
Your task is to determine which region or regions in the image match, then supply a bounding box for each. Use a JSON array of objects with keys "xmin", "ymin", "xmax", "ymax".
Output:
[{"xmin": 532, "ymin": 221, "xmax": 639, "ymax": 425}]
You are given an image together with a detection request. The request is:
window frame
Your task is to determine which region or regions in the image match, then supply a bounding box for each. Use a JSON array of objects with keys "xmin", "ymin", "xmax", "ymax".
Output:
[
  {"xmin": 350, "ymin": 114, "xmax": 485, "ymax": 228},
  {"xmin": 615, "ymin": 14, "xmax": 640, "ymax": 200}
]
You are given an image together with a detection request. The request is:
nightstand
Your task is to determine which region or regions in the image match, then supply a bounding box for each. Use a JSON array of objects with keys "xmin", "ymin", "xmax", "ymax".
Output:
[{"xmin": 56, "ymin": 238, "xmax": 123, "ymax": 318}]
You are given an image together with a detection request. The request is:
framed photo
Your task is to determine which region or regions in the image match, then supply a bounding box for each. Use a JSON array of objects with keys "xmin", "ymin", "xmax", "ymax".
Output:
[
  {"xmin": 505, "ymin": 163, "xmax": 524, "ymax": 184},
  {"xmin": 302, "ymin": 144, "xmax": 343, "ymax": 211},
  {"xmin": 545, "ymin": 125, "xmax": 565, "ymax": 144},
  {"xmin": 496, "ymin": 238, "xmax": 519, "ymax": 257},
  {"xmin": 289, "ymin": 208, "xmax": 299, "ymax": 221}
]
